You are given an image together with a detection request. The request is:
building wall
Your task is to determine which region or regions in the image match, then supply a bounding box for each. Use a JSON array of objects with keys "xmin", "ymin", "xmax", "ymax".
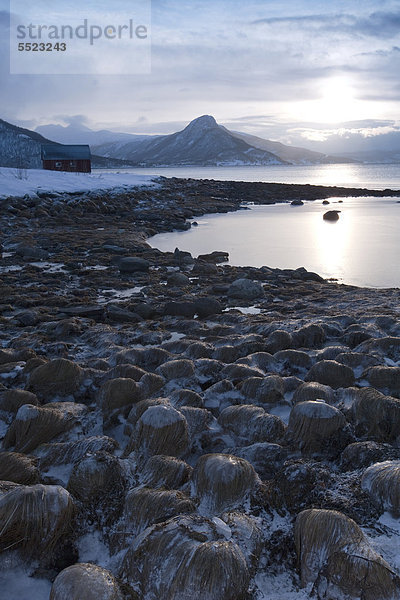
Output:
[{"xmin": 42, "ymin": 159, "xmax": 91, "ymax": 173}]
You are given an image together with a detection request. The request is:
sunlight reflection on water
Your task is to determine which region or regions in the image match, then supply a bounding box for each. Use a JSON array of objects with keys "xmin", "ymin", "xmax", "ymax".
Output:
[{"xmin": 149, "ymin": 197, "xmax": 400, "ymax": 288}]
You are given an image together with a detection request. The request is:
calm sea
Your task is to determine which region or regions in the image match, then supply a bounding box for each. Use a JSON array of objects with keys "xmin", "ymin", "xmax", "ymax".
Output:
[
  {"xmin": 99, "ymin": 163, "xmax": 400, "ymax": 191},
  {"xmin": 149, "ymin": 194, "xmax": 400, "ymax": 289},
  {"xmin": 100, "ymin": 163, "xmax": 400, "ymax": 288}
]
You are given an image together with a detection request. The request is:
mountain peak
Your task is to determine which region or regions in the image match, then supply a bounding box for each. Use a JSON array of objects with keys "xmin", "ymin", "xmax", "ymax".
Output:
[{"xmin": 185, "ymin": 115, "xmax": 218, "ymax": 131}]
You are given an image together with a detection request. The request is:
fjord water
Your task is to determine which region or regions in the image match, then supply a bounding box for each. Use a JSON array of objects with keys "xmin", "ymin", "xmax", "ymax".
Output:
[
  {"xmin": 149, "ymin": 196, "xmax": 400, "ymax": 288},
  {"xmin": 101, "ymin": 163, "xmax": 400, "ymax": 190}
]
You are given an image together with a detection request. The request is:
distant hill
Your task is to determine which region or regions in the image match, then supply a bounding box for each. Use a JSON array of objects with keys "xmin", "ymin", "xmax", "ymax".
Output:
[
  {"xmin": 36, "ymin": 123, "xmax": 149, "ymax": 147},
  {"xmin": 0, "ymin": 119, "xmax": 49, "ymax": 168},
  {"xmin": 330, "ymin": 150, "xmax": 400, "ymax": 164},
  {"xmin": 228, "ymin": 129, "xmax": 356, "ymax": 165}
]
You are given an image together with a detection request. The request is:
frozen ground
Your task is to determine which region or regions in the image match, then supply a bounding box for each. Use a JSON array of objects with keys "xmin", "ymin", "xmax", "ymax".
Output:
[{"xmin": 0, "ymin": 167, "xmax": 157, "ymax": 198}]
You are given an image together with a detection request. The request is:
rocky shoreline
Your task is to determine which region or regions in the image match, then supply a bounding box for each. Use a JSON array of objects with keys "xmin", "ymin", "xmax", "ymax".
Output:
[{"xmin": 1, "ymin": 176, "xmax": 400, "ymax": 600}]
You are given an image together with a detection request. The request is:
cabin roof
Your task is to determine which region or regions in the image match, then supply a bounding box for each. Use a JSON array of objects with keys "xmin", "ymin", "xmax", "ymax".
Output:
[{"xmin": 41, "ymin": 144, "xmax": 91, "ymax": 160}]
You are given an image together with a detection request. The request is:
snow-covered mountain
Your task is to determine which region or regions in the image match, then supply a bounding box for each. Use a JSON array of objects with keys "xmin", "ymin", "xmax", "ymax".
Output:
[
  {"xmin": 92, "ymin": 115, "xmax": 357, "ymax": 166},
  {"xmin": 35, "ymin": 123, "xmax": 149, "ymax": 147},
  {"xmin": 92, "ymin": 115, "xmax": 287, "ymax": 166}
]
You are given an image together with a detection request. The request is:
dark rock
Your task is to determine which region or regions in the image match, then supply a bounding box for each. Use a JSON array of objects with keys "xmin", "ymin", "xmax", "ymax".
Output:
[
  {"xmin": 193, "ymin": 297, "xmax": 223, "ymax": 318},
  {"xmin": 132, "ymin": 303, "xmax": 156, "ymax": 319},
  {"xmin": 191, "ymin": 260, "xmax": 218, "ymax": 275},
  {"xmin": 197, "ymin": 251, "xmax": 229, "ymax": 263},
  {"xmin": 106, "ymin": 305, "xmax": 143, "ymax": 323},
  {"xmin": 15, "ymin": 245, "xmax": 49, "ymax": 260},
  {"xmin": 341, "ymin": 441, "xmax": 400, "ymax": 471},
  {"xmin": 164, "ymin": 301, "xmax": 196, "ymax": 318},
  {"xmin": 323, "ymin": 210, "xmax": 341, "ymax": 221},
  {"xmin": 173, "ymin": 248, "xmax": 194, "ymax": 265},
  {"xmin": 292, "ymin": 324, "xmax": 326, "ymax": 348},
  {"xmin": 15, "ymin": 310, "xmax": 39, "ymax": 326},
  {"xmin": 118, "ymin": 257, "xmax": 151, "ymax": 273},
  {"xmin": 228, "ymin": 278, "xmax": 264, "ymax": 300},
  {"xmin": 61, "ymin": 305, "xmax": 104, "ymax": 318},
  {"xmin": 305, "ymin": 360, "xmax": 355, "ymax": 389},
  {"xmin": 167, "ymin": 272, "xmax": 191, "ymax": 287},
  {"xmin": 265, "ymin": 330, "xmax": 293, "ymax": 353}
]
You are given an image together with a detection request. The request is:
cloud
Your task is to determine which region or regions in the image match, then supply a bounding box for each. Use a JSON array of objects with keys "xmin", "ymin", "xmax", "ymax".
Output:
[
  {"xmin": 251, "ymin": 10, "xmax": 400, "ymax": 39},
  {"xmin": 53, "ymin": 115, "xmax": 90, "ymax": 127}
]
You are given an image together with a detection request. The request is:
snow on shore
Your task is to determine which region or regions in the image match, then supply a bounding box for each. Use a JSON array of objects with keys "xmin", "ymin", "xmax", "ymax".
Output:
[{"xmin": 0, "ymin": 167, "xmax": 157, "ymax": 199}]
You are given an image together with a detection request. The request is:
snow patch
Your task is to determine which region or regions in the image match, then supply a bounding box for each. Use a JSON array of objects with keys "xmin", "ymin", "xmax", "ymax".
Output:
[{"xmin": 0, "ymin": 166, "xmax": 157, "ymax": 199}]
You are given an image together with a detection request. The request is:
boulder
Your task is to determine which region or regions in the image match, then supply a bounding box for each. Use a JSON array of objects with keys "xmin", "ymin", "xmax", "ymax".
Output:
[
  {"xmin": 118, "ymin": 256, "xmax": 151, "ymax": 273},
  {"xmin": 227, "ymin": 278, "xmax": 264, "ymax": 300},
  {"xmin": 323, "ymin": 210, "xmax": 341, "ymax": 221}
]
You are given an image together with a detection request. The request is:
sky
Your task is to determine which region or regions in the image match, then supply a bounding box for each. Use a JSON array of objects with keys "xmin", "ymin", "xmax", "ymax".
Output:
[{"xmin": 1, "ymin": 0, "xmax": 400, "ymax": 152}]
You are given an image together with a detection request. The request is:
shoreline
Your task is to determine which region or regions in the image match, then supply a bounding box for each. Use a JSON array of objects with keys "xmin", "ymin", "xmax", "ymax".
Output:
[{"xmin": 1, "ymin": 176, "xmax": 400, "ymax": 599}]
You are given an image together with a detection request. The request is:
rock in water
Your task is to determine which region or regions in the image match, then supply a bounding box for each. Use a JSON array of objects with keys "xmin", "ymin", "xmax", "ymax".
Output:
[{"xmin": 323, "ymin": 210, "xmax": 341, "ymax": 221}]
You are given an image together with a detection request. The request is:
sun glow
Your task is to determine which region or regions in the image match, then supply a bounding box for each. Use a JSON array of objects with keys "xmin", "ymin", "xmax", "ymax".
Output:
[{"xmin": 293, "ymin": 77, "xmax": 362, "ymax": 124}]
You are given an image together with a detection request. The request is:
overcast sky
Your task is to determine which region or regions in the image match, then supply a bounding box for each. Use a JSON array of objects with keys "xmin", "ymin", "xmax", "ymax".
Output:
[{"xmin": 1, "ymin": 0, "xmax": 399, "ymax": 152}]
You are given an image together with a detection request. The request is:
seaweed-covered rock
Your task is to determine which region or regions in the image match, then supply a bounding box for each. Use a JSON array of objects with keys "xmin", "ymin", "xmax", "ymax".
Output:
[
  {"xmin": 351, "ymin": 388, "xmax": 400, "ymax": 442},
  {"xmin": 120, "ymin": 514, "xmax": 250, "ymax": 600},
  {"xmin": 192, "ymin": 453, "xmax": 259, "ymax": 514},
  {"xmin": 365, "ymin": 366, "xmax": 400, "ymax": 397},
  {"xmin": 156, "ymin": 359, "xmax": 195, "ymax": 380},
  {"xmin": 239, "ymin": 375, "xmax": 284, "ymax": 405},
  {"xmin": 117, "ymin": 487, "xmax": 196, "ymax": 542},
  {"xmin": 274, "ymin": 349, "xmax": 312, "ymax": 372},
  {"xmin": 28, "ymin": 358, "xmax": 83, "ymax": 397},
  {"xmin": 0, "ymin": 388, "xmax": 39, "ymax": 413},
  {"xmin": 229, "ymin": 442, "xmax": 289, "ymax": 480},
  {"xmin": 265, "ymin": 330, "xmax": 292, "ymax": 353},
  {"xmin": 269, "ymin": 459, "xmax": 332, "ymax": 513},
  {"xmin": 287, "ymin": 400, "xmax": 349, "ymax": 456},
  {"xmin": 67, "ymin": 452, "xmax": 126, "ymax": 522},
  {"xmin": 50, "ymin": 563, "xmax": 123, "ymax": 600},
  {"xmin": 292, "ymin": 381, "xmax": 336, "ymax": 405},
  {"xmin": 141, "ymin": 455, "xmax": 193, "ymax": 489},
  {"xmin": 295, "ymin": 508, "xmax": 400, "ymax": 599},
  {"xmin": 0, "ymin": 483, "xmax": 75, "ymax": 556},
  {"xmin": 361, "ymin": 461, "xmax": 400, "ymax": 513},
  {"xmin": 99, "ymin": 377, "xmax": 143, "ymax": 416},
  {"xmin": 170, "ymin": 388, "xmax": 204, "ymax": 408},
  {"xmin": 130, "ymin": 405, "xmax": 190, "ymax": 460},
  {"xmin": 305, "ymin": 360, "xmax": 355, "ymax": 389},
  {"xmin": 219, "ymin": 405, "xmax": 286, "ymax": 444},
  {"xmin": 341, "ymin": 441, "xmax": 400, "ymax": 471},
  {"xmin": 0, "ymin": 451, "xmax": 39, "ymax": 484},
  {"xmin": 4, "ymin": 403, "xmax": 84, "ymax": 453},
  {"xmin": 222, "ymin": 511, "xmax": 263, "ymax": 574},
  {"xmin": 354, "ymin": 337, "xmax": 400, "ymax": 362},
  {"xmin": 37, "ymin": 436, "xmax": 119, "ymax": 469},
  {"xmin": 292, "ymin": 324, "xmax": 326, "ymax": 348}
]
